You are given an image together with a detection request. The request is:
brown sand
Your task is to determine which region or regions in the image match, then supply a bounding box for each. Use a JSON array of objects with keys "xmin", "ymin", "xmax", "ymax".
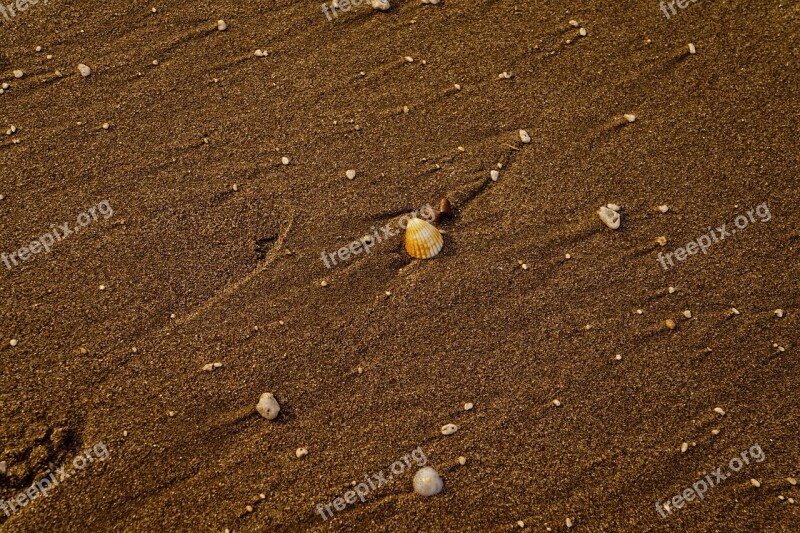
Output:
[{"xmin": 1, "ymin": 0, "xmax": 799, "ymax": 530}]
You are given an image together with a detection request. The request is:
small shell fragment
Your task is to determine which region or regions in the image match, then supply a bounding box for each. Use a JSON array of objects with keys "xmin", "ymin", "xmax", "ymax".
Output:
[
  {"xmin": 464, "ymin": 402, "xmax": 474, "ymax": 411},
  {"xmin": 490, "ymin": 170, "xmax": 499, "ymax": 181},
  {"xmin": 750, "ymin": 478, "xmax": 761, "ymax": 488},
  {"xmin": 217, "ymin": 19, "xmax": 227, "ymax": 31},
  {"xmin": 714, "ymin": 407, "xmax": 726, "ymax": 416},
  {"xmin": 658, "ymin": 204, "xmax": 670, "ymax": 213},
  {"xmin": 598, "ymin": 206, "xmax": 621, "ymax": 229},
  {"xmin": 256, "ymin": 393, "xmax": 280, "ymax": 420},
  {"xmin": 405, "ymin": 217, "xmax": 444, "ymax": 259},
  {"xmin": 665, "ymin": 319, "xmax": 676, "ymax": 330},
  {"xmin": 519, "ymin": 129, "xmax": 531, "ymax": 143},
  {"xmin": 345, "ymin": 169, "xmax": 356, "ymax": 180},
  {"xmin": 295, "ymin": 448, "xmax": 309, "ymax": 459},
  {"xmin": 774, "ymin": 309, "xmax": 784, "ymax": 318},
  {"xmin": 623, "ymin": 114, "xmax": 636, "ymax": 123},
  {"xmin": 441, "ymin": 423, "xmax": 458, "ymax": 435},
  {"xmin": 688, "ymin": 43, "xmax": 696, "ymax": 55}
]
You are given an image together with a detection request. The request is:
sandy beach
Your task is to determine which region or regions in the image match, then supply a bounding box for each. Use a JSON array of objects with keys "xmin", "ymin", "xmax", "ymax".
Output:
[{"xmin": 1, "ymin": 0, "xmax": 798, "ymax": 530}]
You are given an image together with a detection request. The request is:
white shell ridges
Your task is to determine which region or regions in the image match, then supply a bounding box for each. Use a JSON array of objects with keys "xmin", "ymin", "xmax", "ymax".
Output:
[
  {"xmin": 405, "ymin": 217, "xmax": 443, "ymax": 259},
  {"xmin": 413, "ymin": 467, "xmax": 443, "ymax": 496}
]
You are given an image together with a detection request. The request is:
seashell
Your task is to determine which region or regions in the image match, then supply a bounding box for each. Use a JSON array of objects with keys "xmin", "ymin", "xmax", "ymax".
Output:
[
  {"xmin": 256, "ymin": 392, "xmax": 280, "ymax": 420},
  {"xmin": 405, "ymin": 217, "xmax": 443, "ymax": 259},
  {"xmin": 438, "ymin": 197, "xmax": 452, "ymax": 219},
  {"xmin": 597, "ymin": 206, "xmax": 620, "ymax": 229},
  {"xmin": 413, "ymin": 467, "xmax": 443, "ymax": 496},
  {"xmin": 441, "ymin": 423, "xmax": 458, "ymax": 435}
]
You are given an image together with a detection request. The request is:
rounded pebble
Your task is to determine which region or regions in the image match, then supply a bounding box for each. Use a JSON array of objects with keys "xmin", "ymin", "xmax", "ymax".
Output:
[
  {"xmin": 256, "ymin": 392, "xmax": 280, "ymax": 420},
  {"xmin": 441, "ymin": 423, "xmax": 458, "ymax": 435}
]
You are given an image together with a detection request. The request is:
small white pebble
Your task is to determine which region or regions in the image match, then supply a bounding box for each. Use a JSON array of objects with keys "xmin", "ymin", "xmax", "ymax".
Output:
[
  {"xmin": 404, "ymin": 56, "xmax": 414, "ymax": 63},
  {"xmin": 35, "ymin": 46, "xmax": 42, "ymax": 52},
  {"xmin": 730, "ymin": 307, "xmax": 740, "ymax": 315},
  {"xmin": 569, "ymin": 20, "xmax": 579, "ymax": 27},
  {"xmin": 552, "ymin": 399, "xmax": 562, "ymax": 407},
  {"xmin": 1, "ymin": 83, "xmax": 8, "ymax": 89},
  {"xmin": 787, "ymin": 477, "xmax": 797, "ymax": 486},
  {"xmin": 99, "ymin": 285, "xmax": 106, "ymax": 291},
  {"xmin": 688, "ymin": 43, "xmax": 696, "ymax": 55},
  {"xmin": 457, "ymin": 456, "xmax": 467, "ymax": 465},
  {"xmin": 774, "ymin": 309, "xmax": 784, "ymax": 318},
  {"xmin": 102, "ymin": 123, "xmax": 110, "ymax": 130},
  {"xmin": 441, "ymin": 423, "xmax": 458, "ymax": 436},
  {"xmin": 517, "ymin": 520, "xmax": 525, "ymax": 528},
  {"xmin": 77, "ymin": 64, "xmax": 92, "ymax": 77},
  {"xmin": 519, "ymin": 129, "xmax": 531, "ymax": 143},
  {"xmin": 217, "ymin": 19, "xmax": 227, "ymax": 31},
  {"xmin": 566, "ymin": 518, "xmax": 574, "ymax": 528},
  {"xmin": 346, "ymin": 169, "xmax": 356, "ymax": 180},
  {"xmin": 498, "ymin": 71, "xmax": 512, "ymax": 79},
  {"xmin": 521, "ymin": 263, "xmax": 528, "ymax": 270},
  {"xmin": 565, "ymin": 253, "xmax": 572, "ymax": 260},
  {"xmin": 320, "ymin": 280, "xmax": 328, "ymax": 287},
  {"xmin": 579, "ymin": 28, "xmax": 587, "ymax": 37},
  {"xmin": 295, "ymin": 447, "xmax": 309, "ymax": 459},
  {"xmin": 454, "ymin": 83, "xmax": 461, "ymax": 90},
  {"xmin": 9, "ymin": 339, "xmax": 18, "ymax": 347},
  {"xmin": 750, "ymin": 478, "xmax": 761, "ymax": 488},
  {"xmin": 256, "ymin": 392, "xmax": 281, "ymax": 420},
  {"xmin": 714, "ymin": 407, "xmax": 726, "ymax": 416},
  {"xmin": 680, "ymin": 442, "xmax": 689, "ymax": 453},
  {"xmin": 464, "ymin": 402, "xmax": 474, "ymax": 411},
  {"xmin": 683, "ymin": 310, "xmax": 692, "ymax": 319},
  {"xmin": 254, "ymin": 49, "xmax": 265, "ymax": 57},
  {"xmin": 636, "ymin": 309, "xmax": 644, "ymax": 315},
  {"xmin": 668, "ymin": 286, "xmax": 676, "ymax": 294},
  {"xmin": 281, "ymin": 156, "xmax": 290, "ymax": 165},
  {"xmin": 711, "ymin": 429, "xmax": 720, "ymax": 436},
  {"xmin": 490, "ymin": 170, "xmax": 500, "ymax": 181},
  {"xmin": 169, "ymin": 313, "xmax": 176, "ymax": 319},
  {"xmin": 615, "ymin": 354, "xmax": 622, "ymax": 361},
  {"xmin": 623, "ymin": 114, "xmax": 636, "ymax": 123},
  {"xmin": 658, "ymin": 204, "xmax": 670, "ymax": 213}
]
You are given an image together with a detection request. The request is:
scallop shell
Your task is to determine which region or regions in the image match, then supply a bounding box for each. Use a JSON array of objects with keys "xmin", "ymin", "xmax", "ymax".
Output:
[{"xmin": 405, "ymin": 217, "xmax": 444, "ymax": 259}]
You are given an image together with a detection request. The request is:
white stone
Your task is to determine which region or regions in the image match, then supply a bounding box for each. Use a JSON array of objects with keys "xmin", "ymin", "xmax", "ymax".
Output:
[
  {"xmin": 217, "ymin": 19, "xmax": 227, "ymax": 31},
  {"xmin": 9, "ymin": 339, "xmax": 18, "ymax": 347},
  {"xmin": 490, "ymin": 170, "xmax": 499, "ymax": 181},
  {"xmin": 464, "ymin": 402, "xmax": 473, "ymax": 411},
  {"xmin": 346, "ymin": 169, "xmax": 356, "ymax": 180},
  {"xmin": 623, "ymin": 114, "xmax": 636, "ymax": 123},
  {"xmin": 441, "ymin": 423, "xmax": 458, "ymax": 435},
  {"xmin": 256, "ymin": 392, "xmax": 280, "ymax": 420},
  {"xmin": 281, "ymin": 156, "xmax": 290, "ymax": 165},
  {"xmin": 77, "ymin": 64, "xmax": 92, "ymax": 77},
  {"xmin": 519, "ymin": 129, "xmax": 531, "ymax": 143},
  {"xmin": 13, "ymin": 70, "xmax": 23, "ymax": 78},
  {"xmin": 598, "ymin": 206, "xmax": 620, "ymax": 229},
  {"xmin": 295, "ymin": 447, "xmax": 308, "ymax": 459},
  {"xmin": 413, "ymin": 467, "xmax": 443, "ymax": 496}
]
